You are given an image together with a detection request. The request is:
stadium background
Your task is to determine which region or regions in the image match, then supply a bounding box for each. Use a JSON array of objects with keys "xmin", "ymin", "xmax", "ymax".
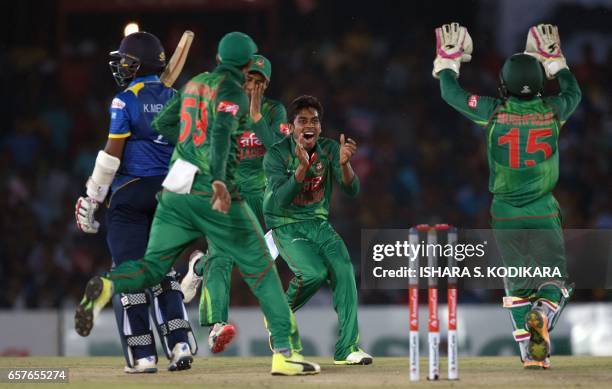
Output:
[{"xmin": 0, "ymin": 0, "xmax": 610, "ymax": 357}]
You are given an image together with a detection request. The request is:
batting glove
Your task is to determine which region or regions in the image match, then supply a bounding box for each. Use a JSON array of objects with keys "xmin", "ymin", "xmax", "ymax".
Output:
[
  {"xmin": 75, "ymin": 196, "xmax": 100, "ymax": 234},
  {"xmin": 433, "ymin": 22, "xmax": 473, "ymax": 78},
  {"xmin": 524, "ymin": 24, "xmax": 568, "ymax": 79}
]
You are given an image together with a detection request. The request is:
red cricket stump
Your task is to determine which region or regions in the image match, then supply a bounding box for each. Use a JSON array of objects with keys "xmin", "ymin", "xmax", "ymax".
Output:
[
  {"xmin": 409, "ymin": 224, "xmax": 458, "ymax": 381},
  {"xmin": 409, "ymin": 286, "xmax": 419, "ymax": 381},
  {"xmin": 427, "ymin": 227, "xmax": 439, "ymax": 381},
  {"xmin": 446, "ymin": 226, "xmax": 459, "ymax": 380},
  {"xmin": 447, "ymin": 286, "xmax": 458, "ymax": 379},
  {"xmin": 408, "ymin": 226, "xmax": 421, "ymax": 382}
]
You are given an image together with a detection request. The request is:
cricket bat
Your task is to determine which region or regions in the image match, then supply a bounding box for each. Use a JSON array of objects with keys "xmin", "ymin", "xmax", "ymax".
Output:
[{"xmin": 160, "ymin": 30, "xmax": 194, "ymax": 87}]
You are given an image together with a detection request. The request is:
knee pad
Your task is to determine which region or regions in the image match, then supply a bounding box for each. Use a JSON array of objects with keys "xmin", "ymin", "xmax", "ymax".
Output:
[
  {"xmin": 149, "ymin": 271, "xmax": 198, "ymax": 358},
  {"xmin": 112, "ymin": 292, "xmax": 157, "ymax": 368}
]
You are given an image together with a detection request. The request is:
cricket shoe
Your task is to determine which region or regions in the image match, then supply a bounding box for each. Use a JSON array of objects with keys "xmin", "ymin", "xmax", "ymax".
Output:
[
  {"xmin": 270, "ymin": 352, "xmax": 320, "ymax": 376},
  {"xmin": 525, "ymin": 308, "xmax": 550, "ymax": 361},
  {"xmin": 523, "ymin": 356, "xmax": 551, "ymax": 369},
  {"xmin": 75, "ymin": 276, "xmax": 113, "ymax": 337},
  {"xmin": 333, "ymin": 349, "xmax": 373, "ymax": 365},
  {"xmin": 124, "ymin": 356, "xmax": 157, "ymax": 374},
  {"xmin": 168, "ymin": 342, "xmax": 193, "ymax": 371},
  {"xmin": 181, "ymin": 250, "xmax": 204, "ymax": 303},
  {"xmin": 208, "ymin": 322, "xmax": 236, "ymax": 353}
]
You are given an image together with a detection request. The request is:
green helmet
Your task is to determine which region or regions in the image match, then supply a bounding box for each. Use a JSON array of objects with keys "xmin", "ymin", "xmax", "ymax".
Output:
[{"xmin": 500, "ymin": 53, "xmax": 544, "ymax": 99}]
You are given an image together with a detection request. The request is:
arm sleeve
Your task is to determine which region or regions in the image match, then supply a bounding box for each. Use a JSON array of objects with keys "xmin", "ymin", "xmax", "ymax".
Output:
[
  {"xmin": 151, "ymin": 93, "xmax": 182, "ymax": 144},
  {"xmin": 108, "ymin": 96, "xmax": 132, "ymax": 138},
  {"xmin": 263, "ymin": 145, "xmax": 304, "ymax": 207},
  {"xmin": 543, "ymin": 69, "xmax": 582, "ymax": 124},
  {"xmin": 209, "ymin": 84, "xmax": 247, "ymax": 183},
  {"xmin": 250, "ymin": 102, "xmax": 288, "ymax": 148},
  {"xmin": 439, "ymin": 69, "xmax": 498, "ymax": 126},
  {"xmin": 330, "ymin": 141, "xmax": 360, "ymax": 197}
]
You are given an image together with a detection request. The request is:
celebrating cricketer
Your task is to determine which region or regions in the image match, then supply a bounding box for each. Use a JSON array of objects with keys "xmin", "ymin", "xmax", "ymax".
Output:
[
  {"xmin": 433, "ymin": 23, "xmax": 581, "ymax": 369},
  {"xmin": 263, "ymin": 95, "xmax": 373, "ymax": 365}
]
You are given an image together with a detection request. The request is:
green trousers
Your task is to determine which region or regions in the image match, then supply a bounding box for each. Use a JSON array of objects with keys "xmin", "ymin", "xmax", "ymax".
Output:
[
  {"xmin": 491, "ymin": 193, "xmax": 567, "ymax": 332},
  {"xmin": 273, "ymin": 220, "xmax": 360, "ymax": 361},
  {"xmin": 106, "ymin": 190, "xmax": 297, "ymax": 351},
  {"xmin": 198, "ymin": 193, "xmax": 264, "ymax": 326}
]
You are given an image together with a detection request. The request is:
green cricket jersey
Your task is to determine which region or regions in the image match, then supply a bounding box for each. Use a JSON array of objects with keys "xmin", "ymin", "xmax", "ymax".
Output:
[
  {"xmin": 236, "ymin": 97, "xmax": 289, "ymax": 196},
  {"xmin": 439, "ymin": 68, "xmax": 581, "ymax": 207},
  {"xmin": 152, "ymin": 64, "xmax": 249, "ymax": 195},
  {"xmin": 263, "ymin": 135, "xmax": 360, "ymax": 228}
]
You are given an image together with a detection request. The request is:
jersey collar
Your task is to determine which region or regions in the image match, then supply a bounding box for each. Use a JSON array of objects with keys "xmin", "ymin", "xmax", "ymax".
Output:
[{"xmin": 128, "ymin": 74, "xmax": 161, "ymax": 86}]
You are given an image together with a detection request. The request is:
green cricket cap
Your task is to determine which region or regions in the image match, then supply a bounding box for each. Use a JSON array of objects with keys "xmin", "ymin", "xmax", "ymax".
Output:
[
  {"xmin": 248, "ymin": 54, "xmax": 271, "ymax": 81},
  {"xmin": 217, "ymin": 32, "xmax": 258, "ymax": 67},
  {"xmin": 501, "ymin": 53, "xmax": 544, "ymax": 98}
]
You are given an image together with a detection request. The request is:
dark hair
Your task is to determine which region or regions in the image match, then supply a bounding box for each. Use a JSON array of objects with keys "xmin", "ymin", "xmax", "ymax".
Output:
[{"xmin": 289, "ymin": 95, "xmax": 324, "ymax": 123}]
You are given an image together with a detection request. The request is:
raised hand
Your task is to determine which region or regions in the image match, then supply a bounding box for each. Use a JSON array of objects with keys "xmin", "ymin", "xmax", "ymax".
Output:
[
  {"xmin": 524, "ymin": 24, "xmax": 568, "ymax": 79},
  {"xmin": 295, "ymin": 133, "xmax": 311, "ymax": 167},
  {"xmin": 433, "ymin": 22, "xmax": 473, "ymax": 78},
  {"xmin": 525, "ymin": 24, "xmax": 562, "ymax": 59},
  {"xmin": 249, "ymin": 82, "xmax": 264, "ymax": 123},
  {"xmin": 339, "ymin": 134, "xmax": 357, "ymax": 165},
  {"xmin": 294, "ymin": 133, "xmax": 317, "ymax": 183}
]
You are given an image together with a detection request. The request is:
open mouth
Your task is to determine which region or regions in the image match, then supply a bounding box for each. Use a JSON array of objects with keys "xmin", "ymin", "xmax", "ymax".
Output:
[{"xmin": 303, "ymin": 131, "xmax": 315, "ymax": 141}]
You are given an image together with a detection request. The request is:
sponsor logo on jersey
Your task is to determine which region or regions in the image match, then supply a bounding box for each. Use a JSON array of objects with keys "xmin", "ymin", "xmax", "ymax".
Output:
[
  {"xmin": 238, "ymin": 131, "xmax": 265, "ymax": 160},
  {"xmin": 468, "ymin": 95, "xmax": 479, "ymax": 109},
  {"xmin": 153, "ymin": 134, "xmax": 169, "ymax": 145},
  {"xmin": 217, "ymin": 101, "xmax": 240, "ymax": 116},
  {"xmin": 111, "ymin": 97, "xmax": 126, "ymax": 109},
  {"xmin": 303, "ymin": 175, "xmax": 323, "ymax": 192},
  {"xmin": 279, "ymin": 123, "xmax": 291, "ymax": 135},
  {"xmin": 293, "ymin": 174, "xmax": 325, "ymax": 205},
  {"xmin": 239, "ymin": 131, "xmax": 263, "ymax": 148},
  {"xmin": 143, "ymin": 103, "xmax": 164, "ymax": 113}
]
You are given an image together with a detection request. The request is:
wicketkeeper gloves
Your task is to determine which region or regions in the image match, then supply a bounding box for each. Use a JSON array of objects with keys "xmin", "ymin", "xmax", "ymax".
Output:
[
  {"xmin": 524, "ymin": 24, "xmax": 568, "ymax": 79},
  {"xmin": 432, "ymin": 22, "xmax": 473, "ymax": 78}
]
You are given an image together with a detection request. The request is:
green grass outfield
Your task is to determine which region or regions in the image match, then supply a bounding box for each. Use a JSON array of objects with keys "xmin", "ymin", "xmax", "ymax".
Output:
[{"xmin": 1, "ymin": 356, "xmax": 611, "ymax": 388}]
